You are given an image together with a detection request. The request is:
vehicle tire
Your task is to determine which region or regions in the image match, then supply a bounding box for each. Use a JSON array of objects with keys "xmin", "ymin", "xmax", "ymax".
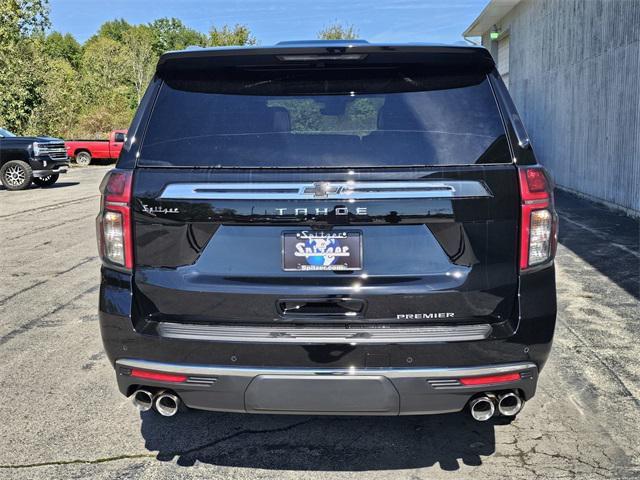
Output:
[
  {"xmin": 75, "ymin": 151, "xmax": 92, "ymax": 167},
  {"xmin": 33, "ymin": 173, "xmax": 59, "ymax": 187},
  {"xmin": 0, "ymin": 160, "xmax": 33, "ymax": 191}
]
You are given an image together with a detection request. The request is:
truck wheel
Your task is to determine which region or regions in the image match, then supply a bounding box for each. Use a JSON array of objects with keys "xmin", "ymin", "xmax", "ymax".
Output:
[
  {"xmin": 0, "ymin": 160, "xmax": 33, "ymax": 191},
  {"xmin": 75, "ymin": 151, "xmax": 92, "ymax": 167},
  {"xmin": 33, "ymin": 173, "xmax": 60, "ymax": 187}
]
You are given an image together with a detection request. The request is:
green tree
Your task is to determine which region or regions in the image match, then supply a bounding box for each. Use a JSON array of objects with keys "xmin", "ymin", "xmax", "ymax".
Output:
[
  {"xmin": 122, "ymin": 25, "xmax": 156, "ymax": 103},
  {"xmin": 94, "ymin": 18, "xmax": 131, "ymax": 42},
  {"xmin": 0, "ymin": 0, "xmax": 49, "ymax": 40},
  {"xmin": 43, "ymin": 31, "xmax": 81, "ymax": 67},
  {"xmin": 77, "ymin": 35, "xmax": 133, "ymax": 136},
  {"xmin": 74, "ymin": 88, "xmax": 133, "ymax": 138},
  {"xmin": 25, "ymin": 57, "xmax": 81, "ymax": 137},
  {"xmin": 148, "ymin": 18, "xmax": 206, "ymax": 55},
  {"xmin": 0, "ymin": 0, "xmax": 50, "ymax": 133},
  {"xmin": 208, "ymin": 24, "xmax": 256, "ymax": 46},
  {"xmin": 80, "ymin": 36, "xmax": 129, "ymax": 97},
  {"xmin": 317, "ymin": 22, "xmax": 359, "ymax": 40},
  {"xmin": 76, "ymin": 21, "xmax": 156, "ymax": 137}
]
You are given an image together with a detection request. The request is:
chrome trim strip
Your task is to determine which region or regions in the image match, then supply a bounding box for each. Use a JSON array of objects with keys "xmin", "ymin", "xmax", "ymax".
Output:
[
  {"xmin": 32, "ymin": 166, "xmax": 69, "ymax": 178},
  {"xmin": 159, "ymin": 181, "xmax": 492, "ymax": 201},
  {"xmin": 156, "ymin": 323, "xmax": 492, "ymax": 344},
  {"xmin": 116, "ymin": 359, "xmax": 537, "ymax": 379},
  {"xmin": 427, "ymin": 379, "xmax": 463, "ymax": 389}
]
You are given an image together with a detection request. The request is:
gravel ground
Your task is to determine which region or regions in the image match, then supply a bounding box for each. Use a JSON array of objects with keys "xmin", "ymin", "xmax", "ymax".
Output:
[{"xmin": 0, "ymin": 166, "xmax": 638, "ymax": 479}]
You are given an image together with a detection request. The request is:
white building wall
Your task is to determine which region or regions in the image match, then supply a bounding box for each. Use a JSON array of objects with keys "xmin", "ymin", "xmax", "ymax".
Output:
[
  {"xmin": 497, "ymin": 35, "xmax": 510, "ymax": 87},
  {"xmin": 484, "ymin": 0, "xmax": 640, "ymax": 213}
]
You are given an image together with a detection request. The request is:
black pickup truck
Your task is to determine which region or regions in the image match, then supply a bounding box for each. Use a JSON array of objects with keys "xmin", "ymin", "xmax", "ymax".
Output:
[
  {"xmin": 0, "ymin": 127, "xmax": 69, "ymax": 190},
  {"xmin": 97, "ymin": 41, "xmax": 558, "ymax": 421}
]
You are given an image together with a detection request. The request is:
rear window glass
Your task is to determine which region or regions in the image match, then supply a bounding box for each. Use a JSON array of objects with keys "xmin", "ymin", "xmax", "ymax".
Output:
[{"xmin": 140, "ymin": 69, "xmax": 511, "ymax": 167}]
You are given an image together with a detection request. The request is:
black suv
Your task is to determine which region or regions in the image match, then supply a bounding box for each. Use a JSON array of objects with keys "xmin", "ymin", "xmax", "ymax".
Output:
[
  {"xmin": 97, "ymin": 42, "xmax": 557, "ymax": 421},
  {"xmin": 0, "ymin": 128, "xmax": 69, "ymax": 190}
]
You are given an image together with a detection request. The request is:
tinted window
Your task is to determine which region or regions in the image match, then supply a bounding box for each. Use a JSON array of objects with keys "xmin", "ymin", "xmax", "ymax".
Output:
[
  {"xmin": 140, "ymin": 69, "xmax": 510, "ymax": 167},
  {"xmin": 114, "ymin": 132, "xmax": 126, "ymax": 143}
]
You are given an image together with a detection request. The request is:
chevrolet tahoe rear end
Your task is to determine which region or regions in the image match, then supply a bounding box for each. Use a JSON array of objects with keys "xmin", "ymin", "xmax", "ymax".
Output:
[{"xmin": 97, "ymin": 42, "xmax": 557, "ymax": 420}]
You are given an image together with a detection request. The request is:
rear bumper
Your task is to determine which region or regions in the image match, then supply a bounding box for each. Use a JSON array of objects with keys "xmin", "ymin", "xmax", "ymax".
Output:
[
  {"xmin": 99, "ymin": 266, "xmax": 555, "ymax": 415},
  {"xmin": 115, "ymin": 358, "xmax": 538, "ymax": 415}
]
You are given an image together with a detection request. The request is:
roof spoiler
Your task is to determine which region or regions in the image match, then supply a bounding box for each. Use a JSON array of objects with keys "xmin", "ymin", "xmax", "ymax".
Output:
[{"xmin": 156, "ymin": 43, "xmax": 495, "ymax": 77}]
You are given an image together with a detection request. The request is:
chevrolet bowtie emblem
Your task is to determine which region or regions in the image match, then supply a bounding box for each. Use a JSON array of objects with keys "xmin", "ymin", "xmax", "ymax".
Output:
[{"xmin": 303, "ymin": 182, "xmax": 342, "ymax": 198}]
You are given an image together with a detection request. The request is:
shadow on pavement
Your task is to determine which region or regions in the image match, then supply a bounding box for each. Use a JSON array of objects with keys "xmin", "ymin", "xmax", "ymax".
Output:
[
  {"xmin": 140, "ymin": 410, "xmax": 497, "ymax": 471},
  {"xmin": 0, "ymin": 181, "xmax": 80, "ymax": 191},
  {"xmin": 555, "ymin": 190, "xmax": 639, "ymax": 299},
  {"xmin": 38, "ymin": 181, "xmax": 80, "ymax": 189}
]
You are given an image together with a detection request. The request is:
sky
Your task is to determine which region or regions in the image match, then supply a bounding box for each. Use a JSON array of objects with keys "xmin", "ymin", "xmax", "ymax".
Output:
[{"xmin": 48, "ymin": 0, "xmax": 488, "ymax": 45}]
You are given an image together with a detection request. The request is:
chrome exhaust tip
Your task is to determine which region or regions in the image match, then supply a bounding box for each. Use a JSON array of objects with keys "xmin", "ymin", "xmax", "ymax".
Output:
[
  {"xmin": 154, "ymin": 391, "xmax": 180, "ymax": 417},
  {"xmin": 469, "ymin": 395, "xmax": 496, "ymax": 421},
  {"xmin": 132, "ymin": 389, "xmax": 154, "ymax": 412},
  {"xmin": 498, "ymin": 391, "xmax": 524, "ymax": 416}
]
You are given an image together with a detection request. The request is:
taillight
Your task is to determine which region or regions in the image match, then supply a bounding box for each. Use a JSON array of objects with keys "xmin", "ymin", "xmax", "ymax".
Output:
[
  {"xmin": 97, "ymin": 169, "xmax": 133, "ymax": 270},
  {"xmin": 518, "ymin": 166, "xmax": 558, "ymax": 270}
]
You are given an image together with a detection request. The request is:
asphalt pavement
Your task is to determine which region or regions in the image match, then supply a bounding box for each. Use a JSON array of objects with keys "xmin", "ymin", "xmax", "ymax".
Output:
[{"xmin": 0, "ymin": 166, "xmax": 638, "ymax": 479}]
